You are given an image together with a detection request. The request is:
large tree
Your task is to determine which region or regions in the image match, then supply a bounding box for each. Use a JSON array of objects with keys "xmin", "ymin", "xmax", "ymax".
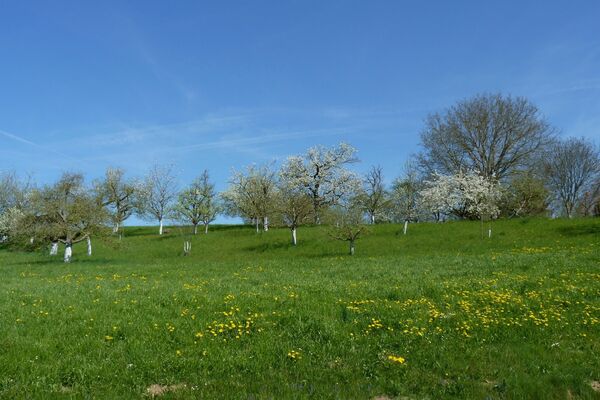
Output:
[
  {"xmin": 18, "ymin": 173, "xmax": 108, "ymax": 262},
  {"xmin": 418, "ymin": 93, "xmax": 553, "ymax": 180},
  {"xmin": 138, "ymin": 164, "xmax": 178, "ymax": 235},
  {"xmin": 543, "ymin": 137, "xmax": 600, "ymax": 218},
  {"xmin": 94, "ymin": 167, "xmax": 137, "ymax": 235},
  {"xmin": 281, "ymin": 143, "xmax": 360, "ymax": 224}
]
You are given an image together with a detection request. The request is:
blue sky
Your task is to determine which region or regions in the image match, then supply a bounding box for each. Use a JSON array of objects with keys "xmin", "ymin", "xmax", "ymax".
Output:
[{"xmin": 1, "ymin": 1, "xmax": 599, "ymax": 223}]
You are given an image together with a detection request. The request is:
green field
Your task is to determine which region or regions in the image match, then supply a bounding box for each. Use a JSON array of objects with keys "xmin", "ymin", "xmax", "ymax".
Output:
[{"xmin": 0, "ymin": 219, "xmax": 599, "ymax": 399}]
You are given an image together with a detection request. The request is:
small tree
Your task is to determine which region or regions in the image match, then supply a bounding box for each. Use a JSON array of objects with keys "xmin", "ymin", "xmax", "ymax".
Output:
[
  {"xmin": 138, "ymin": 164, "xmax": 178, "ymax": 235},
  {"xmin": 501, "ymin": 171, "xmax": 549, "ymax": 218},
  {"xmin": 275, "ymin": 178, "xmax": 313, "ymax": 246},
  {"xmin": 391, "ymin": 161, "xmax": 422, "ymax": 234},
  {"xmin": 357, "ymin": 165, "xmax": 390, "ymax": 224},
  {"xmin": 222, "ymin": 164, "xmax": 277, "ymax": 233},
  {"xmin": 327, "ymin": 203, "xmax": 369, "ymax": 255},
  {"xmin": 173, "ymin": 170, "xmax": 221, "ymax": 234},
  {"xmin": 94, "ymin": 167, "xmax": 137, "ymax": 236},
  {"xmin": 281, "ymin": 143, "xmax": 360, "ymax": 224}
]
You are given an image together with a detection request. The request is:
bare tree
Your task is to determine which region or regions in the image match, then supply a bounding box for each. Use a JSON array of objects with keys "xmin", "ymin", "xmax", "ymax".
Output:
[
  {"xmin": 222, "ymin": 164, "xmax": 277, "ymax": 233},
  {"xmin": 94, "ymin": 167, "xmax": 137, "ymax": 236},
  {"xmin": 357, "ymin": 166, "xmax": 390, "ymax": 224},
  {"xmin": 138, "ymin": 165, "xmax": 178, "ymax": 235},
  {"xmin": 543, "ymin": 137, "xmax": 600, "ymax": 218},
  {"xmin": 418, "ymin": 93, "xmax": 554, "ymax": 180},
  {"xmin": 281, "ymin": 143, "xmax": 359, "ymax": 224}
]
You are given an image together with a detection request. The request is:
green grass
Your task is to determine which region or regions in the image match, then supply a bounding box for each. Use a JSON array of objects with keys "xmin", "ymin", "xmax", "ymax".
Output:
[{"xmin": 0, "ymin": 218, "xmax": 599, "ymax": 399}]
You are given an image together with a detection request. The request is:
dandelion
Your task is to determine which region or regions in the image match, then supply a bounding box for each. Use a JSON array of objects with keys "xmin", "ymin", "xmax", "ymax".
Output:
[
  {"xmin": 387, "ymin": 355, "xmax": 406, "ymax": 364},
  {"xmin": 104, "ymin": 335, "xmax": 114, "ymax": 341},
  {"xmin": 287, "ymin": 350, "xmax": 302, "ymax": 360}
]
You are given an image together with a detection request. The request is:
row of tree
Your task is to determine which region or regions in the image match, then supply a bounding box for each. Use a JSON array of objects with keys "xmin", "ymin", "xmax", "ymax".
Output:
[{"xmin": 1, "ymin": 93, "xmax": 599, "ymax": 261}]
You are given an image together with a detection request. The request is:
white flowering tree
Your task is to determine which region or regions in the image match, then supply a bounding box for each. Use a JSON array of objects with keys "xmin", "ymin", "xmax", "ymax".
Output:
[
  {"xmin": 420, "ymin": 171, "xmax": 502, "ymax": 237},
  {"xmin": 0, "ymin": 207, "xmax": 24, "ymax": 243},
  {"xmin": 280, "ymin": 143, "xmax": 360, "ymax": 224}
]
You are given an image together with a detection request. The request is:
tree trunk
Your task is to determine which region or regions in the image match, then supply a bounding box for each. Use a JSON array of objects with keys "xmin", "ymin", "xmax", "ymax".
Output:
[
  {"xmin": 255, "ymin": 218, "xmax": 259, "ymax": 233},
  {"xmin": 113, "ymin": 222, "xmax": 119, "ymax": 234},
  {"xmin": 291, "ymin": 227, "xmax": 297, "ymax": 246},
  {"xmin": 371, "ymin": 214, "xmax": 375, "ymax": 225},
  {"xmin": 349, "ymin": 240, "xmax": 355, "ymax": 256},
  {"xmin": 64, "ymin": 242, "xmax": 72, "ymax": 263},
  {"xmin": 488, "ymin": 221, "xmax": 492, "ymax": 238},
  {"xmin": 204, "ymin": 223, "xmax": 209, "ymax": 234},
  {"xmin": 183, "ymin": 241, "xmax": 191, "ymax": 256},
  {"xmin": 193, "ymin": 224, "xmax": 198, "ymax": 235},
  {"xmin": 159, "ymin": 218, "xmax": 164, "ymax": 235},
  {"xmin": 50, "ymin": 241, "xmax": 58, "ymax": 256},
  {"xmin": 87, "ymin": 236, "xmax": 92, "ymax": 256},
  {"xmin": 263, "ymin": 216, "xmax": 269, "ymax": 232},
  {"xmin": 403, "ymin": 220, "xmax": 408, "ymax": 235}
]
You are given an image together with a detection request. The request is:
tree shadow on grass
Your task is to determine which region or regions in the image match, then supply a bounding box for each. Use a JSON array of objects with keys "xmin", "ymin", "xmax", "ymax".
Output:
[
  {"xmin": 10, "ymin": 257, "xmax": 113, "ymax": 266},
  {"xmin": 556, "ymin": 223, "xmax": 600, "ymax": 237}
]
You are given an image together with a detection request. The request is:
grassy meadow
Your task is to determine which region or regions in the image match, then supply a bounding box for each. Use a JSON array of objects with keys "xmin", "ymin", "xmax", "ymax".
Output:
[{"xmin": 0, "ymin": 218, "xmax": 599, "ymax": 399}]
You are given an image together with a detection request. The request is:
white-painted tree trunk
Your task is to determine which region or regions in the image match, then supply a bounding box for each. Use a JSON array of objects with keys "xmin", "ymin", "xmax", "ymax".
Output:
[
  {"xmin": 349, "ymin": 240, "xmax": 355, "ymax": 256},
  {"xmin": 87, "ymin": 237, "xmax": 92, "ymax": 256},
  {"xmin": 50, "ymin": 242, "xmax": 58, "ymax": 256},
  {"xmin": 371, "ymin": 214, "xmax": 375, "ymax": 225},
  {"xmin": 30, "ymin": 237, "xmax": 34, "ymax": 244},
  {"xmin": 403, "ymin": 220, "xmax": 408, "ymax": 235},
  {"xmin": 183, "ymin": 240, "xmax": 191, "ymax": 256},
  {"xmin": 64, "ymin": 243, "xmax": 72, "ymax": 263},
  {"xmin": 159, "ymin": 219, "xmax": 164, "ymax": 235},
  {"xmin": 255, "ymin": 218, "xmax": 259, "ymax": 233},
  {"xmin": 488, "ymin": 222, "xmax": 492, "ymax": 238},
  {"xmin": 291, "ymin": 228, "xmax": 297, "ymax": 246},
  {"xmin": 193, "ymin": 225, "xmax": 198, "ymax": 235},
  {"xmin": 113, "ymin": 222, "xmax": 119, "ymax": 234},
  {"xmin": 263, "ymin": 216, "xmax": 269, "ymax": 232},
  {"xmin": 204, "ymin": 223, "xmax": 209, "ymax": 234}
]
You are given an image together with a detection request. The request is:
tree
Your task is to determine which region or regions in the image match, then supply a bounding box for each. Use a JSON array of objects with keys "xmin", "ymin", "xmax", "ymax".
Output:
[
  {"xmin": 94, "ymin": 167, "xmax": 137, "ymax": 236},
  {"xmin": 543, "ymin": 137, "xmax": 600, "ymax": 218},
  {"xmin": 138, "ymin": 165, "xmax": 178, "ymax": 235},
  {"xmin": 275, "ymin": 177, "xmax": 313, "ymax": 246},
  {"xmin": 418, "ymin": 93, "xmax": 553, "ymax": 180},
  {"xmin": 222, "ymin": 164, "xmax": 277, "ymax": 232},
  {"xmin": 500, "ymin": 171, "xmax": 549, "ymax": 218},
  {"xmin": 390, "ymin": 161, "xmax": 422, "ymax": 234},
  {"xmin": 327, "ymin": 202, "xmax": 369, "ymax": 255},
  {"xmin": 0, "ymin": 171, "xmax": 32, "ymax": 242},
  {"xmin": 18, "ymin": 173, "xmax": 108, "ymax": 262},
  {"xmin": 357, "ymin": 166, "xmax": 390, "ymax": 224},
  {"xmin": 419, "ymin": 171, "xmax": 503, "ymax": 236},
  {"xmin": 280, "ymin": 143, "xmax": 360, "ymax": 224},
  {"xmin": 173, "ymin": 170, "xmax": 220, "ymax": 234}
]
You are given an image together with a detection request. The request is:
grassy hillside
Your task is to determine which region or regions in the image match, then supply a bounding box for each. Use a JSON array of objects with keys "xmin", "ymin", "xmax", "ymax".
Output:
[{"xmin": 0, "ymin": 218, "xmax": 599, "ymax": 399}]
